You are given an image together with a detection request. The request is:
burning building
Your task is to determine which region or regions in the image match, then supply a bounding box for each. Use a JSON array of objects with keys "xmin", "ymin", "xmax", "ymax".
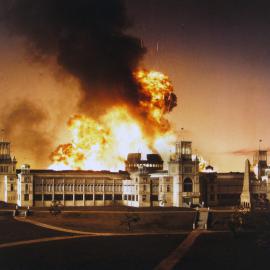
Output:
[
  {"xmin": 125, "ymin": 153, "xmax": 163, "ymax": 173},
  {"xmin": 1, "ymin": 139, "xmax": 270, "ymax": 208},
  {"xmin": 48, "ymin": 69, "xmax": 177, "ymax": 172},
  {"xmin": 0, "ymin": 1, "xmax": 270, "ymax": 210}
]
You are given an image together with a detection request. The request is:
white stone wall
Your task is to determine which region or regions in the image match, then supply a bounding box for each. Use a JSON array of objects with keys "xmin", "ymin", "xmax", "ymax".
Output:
[{"xmin": 4, "ymin": 175, "xmax": 17, "ymax": 204}]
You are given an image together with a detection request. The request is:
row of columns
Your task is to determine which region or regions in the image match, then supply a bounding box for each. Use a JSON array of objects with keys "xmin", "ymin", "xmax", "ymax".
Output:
[{"xmin": 39, "ymin": 179, "xmax": 128, "ymax": 206}]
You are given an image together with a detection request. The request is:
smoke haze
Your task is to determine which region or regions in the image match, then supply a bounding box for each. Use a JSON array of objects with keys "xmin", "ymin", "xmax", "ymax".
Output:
[
  {"xmin": 0, "ymin": 0, "xmax": 147, "ymax": 113},
  {"xmin": 2, "ymin": 100, "xmax": 52, "ymax": 166}
]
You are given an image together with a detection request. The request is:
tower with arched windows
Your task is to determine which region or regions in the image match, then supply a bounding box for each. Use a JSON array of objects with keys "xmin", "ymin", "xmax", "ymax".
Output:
[
  {"xmin": 168, "ymin": 141, "xmax": 200, "ymax": 207},
  {"xmin": 0, "ymin": 140, "xmax": 17, "ymax": 204}
]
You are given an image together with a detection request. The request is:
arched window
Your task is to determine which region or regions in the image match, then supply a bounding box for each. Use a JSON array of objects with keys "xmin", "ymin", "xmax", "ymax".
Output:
[{"xmin": 183, "ymin": 178, "xmax": 193, "ymax": 192}]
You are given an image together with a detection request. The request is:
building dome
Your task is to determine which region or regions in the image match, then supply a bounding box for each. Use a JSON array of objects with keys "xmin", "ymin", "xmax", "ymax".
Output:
[{"xmin": 205, "ymin": 165, "xmax": 214, "ymax": 171}]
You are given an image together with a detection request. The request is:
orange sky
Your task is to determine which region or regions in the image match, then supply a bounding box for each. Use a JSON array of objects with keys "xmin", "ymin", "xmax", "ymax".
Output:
[
  {"xmin": 1, "ymin": 1, "xmax": 270, "ymax": 172},
  {"xmin": 0, "ymin": 35, "xmax": 267, "ymax": 172}
]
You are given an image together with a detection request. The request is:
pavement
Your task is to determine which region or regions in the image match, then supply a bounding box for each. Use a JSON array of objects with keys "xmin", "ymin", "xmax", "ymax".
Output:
[
  {"xmin": 0, "ymin": 234, "xmax": 92, "ymax": 249},
  {"xmin": 154, "ymin": 229, "xmax": 206, "ymax": 270}
]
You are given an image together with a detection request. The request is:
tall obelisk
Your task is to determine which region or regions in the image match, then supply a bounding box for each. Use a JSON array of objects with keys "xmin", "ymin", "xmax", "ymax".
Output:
[{"xmin": 240, "ymin": 159, "xmax": 251, "ymax": 208}]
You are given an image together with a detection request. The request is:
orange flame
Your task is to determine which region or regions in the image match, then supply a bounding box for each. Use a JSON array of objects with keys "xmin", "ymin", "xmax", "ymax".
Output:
[
  {"xmin": 50, "ymin": 69, "xmax": 177, "ymax": 171},
  {"xmin": 135, "ymin": 69, "xmax": 177, "ymax": 130}
]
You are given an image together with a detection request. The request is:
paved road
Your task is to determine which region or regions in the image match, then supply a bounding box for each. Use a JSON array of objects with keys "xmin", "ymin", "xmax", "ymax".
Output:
[
  {"xmin": 155, "ymin": 230, "xmax": 205, "ymax": 270},
  {"xmin": 0, "ymin": 235, "xmax": 92, "ymax": 249}
]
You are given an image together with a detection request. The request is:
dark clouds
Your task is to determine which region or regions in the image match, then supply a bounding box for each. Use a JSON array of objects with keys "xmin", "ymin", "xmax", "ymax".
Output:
[
  {"xmin": 127, "ymin": 0, "xmax": 270, "ymax": 66},
  {"xmin": 0, "ymin": 0, "xmax": 146, "ymax": 113}
]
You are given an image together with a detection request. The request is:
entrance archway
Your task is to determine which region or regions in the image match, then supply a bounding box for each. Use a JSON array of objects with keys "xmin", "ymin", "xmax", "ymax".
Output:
[{"xmin": 183, "ymin": 178, "xmax": 193, "ymax": 192}]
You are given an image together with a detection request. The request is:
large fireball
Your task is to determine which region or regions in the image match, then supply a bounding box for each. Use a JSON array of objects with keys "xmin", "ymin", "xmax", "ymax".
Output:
[
  {"xmin": 135, "ymin": 69, "xmax": 177, "ymax": 131},
  {"xmin": 49, "ymin": 69, "xmax": 177, "ymax": 171}
]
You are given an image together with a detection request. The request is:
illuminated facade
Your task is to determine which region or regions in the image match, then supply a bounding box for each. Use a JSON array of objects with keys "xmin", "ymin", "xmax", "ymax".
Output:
[
  {"xmin": 0, "ymin": 140, "xmax": 270, "ymax": 208},
  {"xmin": 0, "ymin": 141, "xmax": 17, "ymax": 204}
]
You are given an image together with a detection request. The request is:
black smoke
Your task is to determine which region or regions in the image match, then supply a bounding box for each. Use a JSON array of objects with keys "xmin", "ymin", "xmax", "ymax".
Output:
[{"xmin": 0, "ymin": 0, "xmax": 146, "ymax": 112}]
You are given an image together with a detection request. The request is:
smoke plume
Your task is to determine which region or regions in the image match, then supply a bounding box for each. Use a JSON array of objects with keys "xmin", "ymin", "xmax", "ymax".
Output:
[
  {"xmin": 0, "ymin": 0, "xmax": 178, "ymax": 170},
  {"xmin": 1, "ymin": 100, "xmax": 52, "ymax": 167},
  {"xmin": 0, "ymin": 0, "xmax": 147, "ymax": 113}
]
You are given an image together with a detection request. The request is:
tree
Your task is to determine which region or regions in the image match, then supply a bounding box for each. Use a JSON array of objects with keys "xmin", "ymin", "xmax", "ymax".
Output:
[
  {"xmin": 49, "ymin": 200, "xmax": 63, "ymax": 216},
  {"xmin": 244, "ymin": 210, "xmax": 270, "ymax": 248},
  {"xmin": 227, "ymin": 206, "xmax": 248, "ymax": 238},
  {"xmin": 120, "ymin": 214, "xmax": 140, "ymax": 231},
  {"xmin": 228, "ymin": 206, "xmax": 270, "ymax": 248}
]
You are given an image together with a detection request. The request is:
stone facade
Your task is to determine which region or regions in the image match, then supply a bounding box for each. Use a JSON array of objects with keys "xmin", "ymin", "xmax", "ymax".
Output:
[
  {"xmin": 0, "ymin": 139, "xmax": 270, "ymax": 208},
  {"xmin": 0, "ymin": 141, "xmax": 17, "ymax": 204}
]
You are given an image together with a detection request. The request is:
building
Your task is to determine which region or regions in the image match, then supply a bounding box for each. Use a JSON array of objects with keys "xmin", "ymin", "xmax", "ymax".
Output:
[
  {"xmin": 0, "ymin": 139, "xmax": 270, "ymax": 208},
  {"xmin": 0, "ymin": 141, "xmax": 17, "ymax": 204}
]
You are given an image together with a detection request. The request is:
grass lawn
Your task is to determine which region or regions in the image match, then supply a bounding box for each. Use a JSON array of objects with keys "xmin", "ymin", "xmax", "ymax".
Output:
[
  {"xmin": 0, "ymin": 234, "xmax": 186, "ymax": 270},
  {"xmin": 33, "ymin": 206, "xmax": 195, "ymax": 211},
  {"xmin": 208, "ymin": 211, "xmax": 232, "ymax": 230},
  {"xmin": 174, "ymin": 231, "xmax": 270, "ymax": 270},
  {"xmin": 30, "ymin": 210, "xmax": 195, "ymax": 233},
  {"xmin": 0, "ymin": 214, "xmax": 72, "ymax": 244}
]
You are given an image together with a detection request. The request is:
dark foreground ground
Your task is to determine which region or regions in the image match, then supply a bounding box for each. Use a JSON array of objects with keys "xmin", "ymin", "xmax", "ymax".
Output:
[
  {"xmin": 0, "ymin": 213, "xmax": 72, "ymax": 244},
  {"xmin": 4, "ymin": 207, "xmax": 269, "ymax": 270},
  {"xmin": 0, "ymin": 234, "xmax": 186, "ymax": 270},
  {"xmin": 174, "ymin": 231, "xmax": 270, "ymax": 270},
  {"xmin": 0, "ymin": 213, "xmax": 186, "ymax": 270}
]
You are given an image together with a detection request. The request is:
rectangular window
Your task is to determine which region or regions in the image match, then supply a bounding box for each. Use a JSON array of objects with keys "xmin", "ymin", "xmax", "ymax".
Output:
[
  {"xmin": 142, "ymin": 195, "xmax": 147, "ymax": 201},
  {"xmin": 151, "ymin": 195, "xmax": 158, "ymax": 201},
  {"xmin": 24, "ymin": 194, "xmax": 29, "ymax": 201},
  {"xmin": 44, "ymin": 194, "xmax": 52, "ymax": 201},
  {"xmin": 210, "ymin": 194, "xmax": 215, "ymax": 201},
  {"xmin": 64, "ymin": 194, "xmax": 73, "ymax": 201},
  {"xmin": 95, "ymin": 194, "xmax": 103, "ymax": 200},
  {"xmin": 105, "ymin": 194, "xmax": 112, "ymax": 200},
  {"xmin": 25, "ymin": 184, "xmax": 28, "ymax": 192},
  {"xmin": 85, "ymin": 194, "xmax": 93, "ymax": 200},
  {"xmin": 10, "ymin": 184, "xmax": 14, "ymax": 192},
  {"xmin": 167, "ymin": 185, "xmax": 170, "ymax": 192},
  {"xmin": 34, "ymin": 194, "xmax": 42, "ymax": 201},
  {"xmin": 75, "ymin": 194, "xmax": 83, "ymax": 201},
  {"xmin": 54, "ymin": 194, "xmax": 63, "ymax": 201},
  {"xmin": 114, "ymin": 194, "xmax": 122, "ymax": 200}
]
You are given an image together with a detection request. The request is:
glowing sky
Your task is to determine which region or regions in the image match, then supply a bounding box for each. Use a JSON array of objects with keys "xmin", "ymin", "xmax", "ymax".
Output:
[
  {"xmin": 127, "ymin": 0, "xmax": 270, "ymax": 172},
  {"xmin": 0, "ymin": 0, "xmax": 270, "ymax": 172}
]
